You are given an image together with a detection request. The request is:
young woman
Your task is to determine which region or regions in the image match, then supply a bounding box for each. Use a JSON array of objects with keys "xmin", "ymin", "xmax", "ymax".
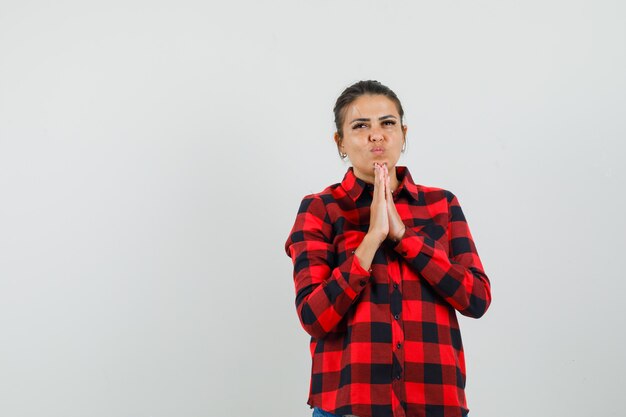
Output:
[{"xmin": 285, "ymin": 80, "xmax": 492, "ymax": 417}]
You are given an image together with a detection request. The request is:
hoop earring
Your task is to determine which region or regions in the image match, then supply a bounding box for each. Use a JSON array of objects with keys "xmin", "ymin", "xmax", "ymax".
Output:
[
  {"xmin": 401, "ymin": 140, "xmax": 407, "ymax": 153},
  {"xmin": 338, "ymin": 141, "xmax": 347, "ymax": 159}
]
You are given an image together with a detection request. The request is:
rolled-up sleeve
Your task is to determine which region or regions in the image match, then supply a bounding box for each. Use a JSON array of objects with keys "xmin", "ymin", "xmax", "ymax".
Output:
[
  {"xmin": 393, "ymin": 191, "xmax": 492, "ymax": 318},
  {"xmin": 285, "ymin": 195, "xmax": 371, "ymax": 339}
]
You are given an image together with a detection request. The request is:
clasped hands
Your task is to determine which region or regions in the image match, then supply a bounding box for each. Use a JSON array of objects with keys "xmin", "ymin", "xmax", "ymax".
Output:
[{"xmin": 368, "ymin": 163, "xmax": 406, "ymax": 245}]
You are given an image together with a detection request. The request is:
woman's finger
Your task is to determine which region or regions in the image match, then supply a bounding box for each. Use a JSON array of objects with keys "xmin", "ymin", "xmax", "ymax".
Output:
[
  {"xmin": 380, "ymin": 165, "xmax": 391, "ymax": 200},
  {"xmin": 373, "ymin": 163, "xmax": 383, "ymax": 201},
  {"xmin": 372, "ymin": 163, "xmax": 378, "ymax": 192}
]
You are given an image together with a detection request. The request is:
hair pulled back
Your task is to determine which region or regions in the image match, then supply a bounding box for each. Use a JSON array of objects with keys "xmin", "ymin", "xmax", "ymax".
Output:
[{"xmin": 333, "ymin": 80, "xmax": 405, "ymax": 139}]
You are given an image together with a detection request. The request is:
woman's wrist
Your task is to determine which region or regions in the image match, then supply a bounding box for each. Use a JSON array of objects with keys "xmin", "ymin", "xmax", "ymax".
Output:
[
  {"xmin": 390, "ymin": 225, "xmax": 406, "ymax": 243},
  {"xmin": 354, "ymin": 233, "xmax": 382, "ymax": 271}
]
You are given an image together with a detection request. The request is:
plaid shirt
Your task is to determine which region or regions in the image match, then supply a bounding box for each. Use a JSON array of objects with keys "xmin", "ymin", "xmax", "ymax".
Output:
[{"xmin": 285, "ymin": 166, "xmax": 491, "ymax": 417}]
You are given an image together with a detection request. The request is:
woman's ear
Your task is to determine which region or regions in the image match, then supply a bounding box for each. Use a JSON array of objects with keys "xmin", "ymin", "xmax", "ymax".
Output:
[
  {"xmin": 334, "ymin": 132, "xmax": 342, "ymax": 151},
  {"xmin": 401, "ymin": 125, "xmax": 408, "ymax": 153},
  {"xmin": 334, "ymin": 132, "xmax": 346, "ymax": 159}
]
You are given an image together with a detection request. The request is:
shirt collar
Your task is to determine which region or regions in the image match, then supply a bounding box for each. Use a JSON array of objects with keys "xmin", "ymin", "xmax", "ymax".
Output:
[{"xmin": 340, "ymin": 166, "xmax": 421, "ymax": 203}]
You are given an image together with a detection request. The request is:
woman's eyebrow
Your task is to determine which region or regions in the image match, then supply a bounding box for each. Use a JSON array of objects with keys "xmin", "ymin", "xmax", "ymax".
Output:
[{"xmin": 350, "ymin": 115, "xmax": 397, "ymax": 123}]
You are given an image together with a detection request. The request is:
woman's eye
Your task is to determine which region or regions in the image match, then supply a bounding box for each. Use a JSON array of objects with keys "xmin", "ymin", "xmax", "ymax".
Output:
[
  {"xmin": 352, "ymin": 123, "xmax": 367, "ymax": 129},
  {"xmin": 383, "ymin": 120, "xmax": 396, "ymax": 126}
]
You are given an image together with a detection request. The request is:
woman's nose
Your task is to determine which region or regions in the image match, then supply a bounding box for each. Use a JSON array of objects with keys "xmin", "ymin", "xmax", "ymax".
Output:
[{"xmin": 369, "ymin": 127, "xmax": 384, "ymax": 141}]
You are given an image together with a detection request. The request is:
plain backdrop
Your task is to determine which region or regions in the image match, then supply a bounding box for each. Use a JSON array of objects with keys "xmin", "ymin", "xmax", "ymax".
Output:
[{"xmin": 1, "ymin": 1, "xmax": 625, "ymax": 416}]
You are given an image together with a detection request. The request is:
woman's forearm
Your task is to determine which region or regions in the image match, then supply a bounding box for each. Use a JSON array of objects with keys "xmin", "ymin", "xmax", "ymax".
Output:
[{"xmin": 353, "ymin": 233, "xmax": 382, "ymax": 271}]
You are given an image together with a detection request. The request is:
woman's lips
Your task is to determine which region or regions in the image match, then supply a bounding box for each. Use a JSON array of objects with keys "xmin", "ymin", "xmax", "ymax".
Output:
[{"xmin": 371, "ymin": 148, "xmax": 384, "ymax": 155}]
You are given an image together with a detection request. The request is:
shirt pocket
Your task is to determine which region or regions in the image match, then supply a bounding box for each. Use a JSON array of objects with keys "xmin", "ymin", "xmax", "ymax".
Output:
[
  {"xmin": 334, "ymin": 229, "xmax": 366, "ymax": 258},
  {"xmin": 407, "ymin": 218, "xmax": 449, "ymax": 257}
]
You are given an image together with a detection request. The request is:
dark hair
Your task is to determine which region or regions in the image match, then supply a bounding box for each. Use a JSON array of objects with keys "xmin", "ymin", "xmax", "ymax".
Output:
[{"xmin": 333, "ymin": 80, "xmax": 405, "ymax": 139}]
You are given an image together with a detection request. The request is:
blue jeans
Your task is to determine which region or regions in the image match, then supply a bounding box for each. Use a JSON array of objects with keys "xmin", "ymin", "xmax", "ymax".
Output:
[
  {"xmin": 312, "ymin": 408, "xmax": 351, "ymax": 417},
  {"xmin": 312, "ymin": 406, "xmax": 469, "ymax": 417}
]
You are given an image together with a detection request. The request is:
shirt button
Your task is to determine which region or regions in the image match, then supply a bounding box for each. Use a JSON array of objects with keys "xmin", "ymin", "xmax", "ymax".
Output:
[
  {"xmin": 393, "ymin": 283, "xmax": 399, "ymax": 289},
  {"xmin": 394, "ymin": 314, "xmax": 400, "ymax": 320},
  {"xmin": 359, "ymin": 280, "xmax": 367, "ymax": 287},
  {"xmin": 395, "ymin": 374, "xmax": 402, "ymax": 380},
  {"xmin": 396, "ymin": 343, "xmax": 402, "ymax": 349}
]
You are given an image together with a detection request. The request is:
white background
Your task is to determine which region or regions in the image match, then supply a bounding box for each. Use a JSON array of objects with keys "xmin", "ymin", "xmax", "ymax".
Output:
[{"xmin": 1, "ymin": 1, "xmax": 624, "ymax": 416}]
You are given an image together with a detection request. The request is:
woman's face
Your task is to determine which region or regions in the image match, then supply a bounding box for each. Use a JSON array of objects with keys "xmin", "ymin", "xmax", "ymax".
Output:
[{"xmin": 335, "ymin": 94, "xmax": 407, "ymax": 182}]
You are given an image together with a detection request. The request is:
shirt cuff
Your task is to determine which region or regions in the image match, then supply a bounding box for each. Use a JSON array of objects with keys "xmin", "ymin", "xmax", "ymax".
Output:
[{"xmin": 341, "ymin": 251, "xmax": 373, "ymax": 295}]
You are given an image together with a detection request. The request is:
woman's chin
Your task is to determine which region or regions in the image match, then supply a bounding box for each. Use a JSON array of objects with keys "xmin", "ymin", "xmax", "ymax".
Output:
[{"xmin": 370, "ymin": 157, "xmax": 388, "ymax": 165}]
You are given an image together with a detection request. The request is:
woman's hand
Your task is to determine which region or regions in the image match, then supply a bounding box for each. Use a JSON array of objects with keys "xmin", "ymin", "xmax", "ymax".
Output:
[
  {"xmin": 382, "ymin": 163, "xmax": 406, "ymax": 242},
  {"xmin": 354, "ymin": 163, "xmax": 405, "ymax": 271},
  {"xmin": 354, "ymin": 163, "xmax": 388, "ymax": 270},
  {"xmin": 367, "ymin": 163, "xmax": 390, "ymax": 245}
]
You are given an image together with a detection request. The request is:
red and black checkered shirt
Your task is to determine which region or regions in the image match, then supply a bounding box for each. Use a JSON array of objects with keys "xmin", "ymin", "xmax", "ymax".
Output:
[{"xmin": 285, "ymin": 166, "xmax": 492, "ymax": 417}]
